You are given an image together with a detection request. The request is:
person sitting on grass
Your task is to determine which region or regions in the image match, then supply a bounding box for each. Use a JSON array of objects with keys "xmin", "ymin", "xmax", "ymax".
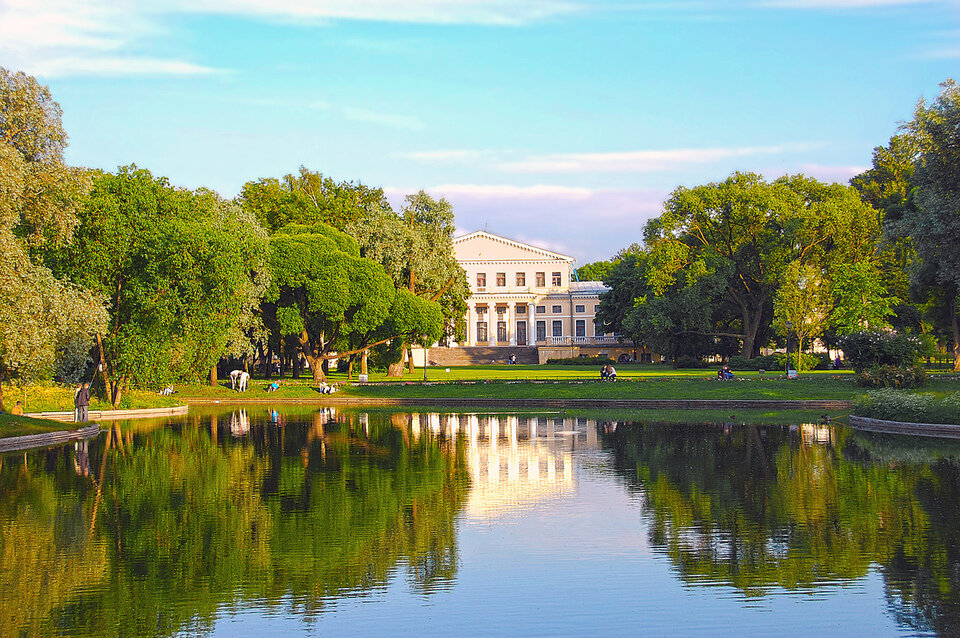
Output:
[
  {"xmin": 266, "ymin": 380, "xmax": 280, "ymax": 392},
  {"xmin": 600, "ymin": 365, "xmax": 608, "ymax": 380},
  {"xmin": 607, "ymin": 365, "xmax": 617, "ymax": 381},
  {"xmin": 11, "ymin": 401, "xmax": 24, "ymax": 415}
]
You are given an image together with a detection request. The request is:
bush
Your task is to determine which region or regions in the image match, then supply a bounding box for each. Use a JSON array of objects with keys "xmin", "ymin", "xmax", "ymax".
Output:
[
  {"xmin": 726, "ymin": 353, "xmax": 824, "ymax": 371},
  {"xmin": 855, "ymin": 365, "xmax": 927, "ymax": 389},
  {"xmin": 546, "ymin": 356, "xmax": 615, "ymax": 365},
  {"xmin": 674, "ymin": 356, "xmax": 711, "ymax": 369},
  {"xmin": 853, "ymin": 389, "xmax": 960, "ymax": 424},
  {"xmin": 837, "ymin": 331, "xmax": 927, "ymax": 372}
]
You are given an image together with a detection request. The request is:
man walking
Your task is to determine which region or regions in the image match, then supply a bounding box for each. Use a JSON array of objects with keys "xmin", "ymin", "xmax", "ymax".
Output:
[{"xmin": 74, "ymin": 382, "xmax": 90, "ymax": 422}]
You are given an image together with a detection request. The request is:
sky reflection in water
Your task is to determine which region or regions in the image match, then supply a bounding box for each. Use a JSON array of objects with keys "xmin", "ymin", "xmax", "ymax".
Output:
[{"xmin": 1, "ymin": 407, "xmax": 957, "ymax": 637}]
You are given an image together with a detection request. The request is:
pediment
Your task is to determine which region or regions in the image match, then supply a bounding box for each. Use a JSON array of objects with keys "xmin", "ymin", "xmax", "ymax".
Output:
[{"xmin": 453, "ymin": 231, "xmax": 573, "ymax": 263}]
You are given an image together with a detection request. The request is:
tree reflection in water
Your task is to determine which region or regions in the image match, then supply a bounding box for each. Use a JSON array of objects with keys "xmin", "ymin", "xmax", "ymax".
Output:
[
  {"xmin": 0, "ymin": 408, "xmax": 468, "ymax": 637},
  {"xmin": 601, "ymin": 421, "xmax": 960, "ymax": 635}
]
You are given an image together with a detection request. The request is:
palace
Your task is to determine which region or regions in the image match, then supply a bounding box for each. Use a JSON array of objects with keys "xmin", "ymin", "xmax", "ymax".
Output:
[{"xmin": 432, "ymin": 231, "xmax": 652, "ymax": 364}]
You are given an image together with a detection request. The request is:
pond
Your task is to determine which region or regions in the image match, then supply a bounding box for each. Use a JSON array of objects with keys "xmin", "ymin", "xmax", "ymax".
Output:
[{"xmin": 3, "ymin": 406, "xmax": 960, "ymax": 637}]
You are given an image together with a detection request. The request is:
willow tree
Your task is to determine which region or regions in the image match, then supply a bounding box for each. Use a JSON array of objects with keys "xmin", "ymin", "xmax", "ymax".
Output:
[
  {"xmin": 0, "ymin": 68, "xmax": 106, "ymax": 409},
  {"xmin": 349, "ymin": 191, "xmax": 468, "ymax": 376}
]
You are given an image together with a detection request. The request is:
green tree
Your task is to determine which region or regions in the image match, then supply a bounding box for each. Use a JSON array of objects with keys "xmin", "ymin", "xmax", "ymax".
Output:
[
  {"xmin": 51, "ymin": 167, "xmax": 270, "ymax": 405},
  {"xmin": 646, "ymin": 172, "xmax": 881, "ymax": 357},
  {"xmin": 239, "ymin": 166, "xmax": 389, "ymax": 232},
  {"xmin": 774, "ymin": 261, "xmax": 833, "ymax": 370},
  {"xmin": 0, "ymin": 68, "xmax": 107, "ymax": 409},
  {"xmin": 349, "ymin": 191, "xmax": 468, "ymax": 376},
  {"xmin": 576, "ymin": 260, "xmax": 615, "ymax": 283}
]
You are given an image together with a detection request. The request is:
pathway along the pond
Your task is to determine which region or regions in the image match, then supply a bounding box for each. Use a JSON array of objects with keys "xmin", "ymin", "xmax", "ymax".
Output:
[
  {"xmin": 0, "ymin": 425, "xmax": 101, "ymax": 453},
  {"xmin": 183, "ymin": 397, "xmax": 852, "ymax": 410}
]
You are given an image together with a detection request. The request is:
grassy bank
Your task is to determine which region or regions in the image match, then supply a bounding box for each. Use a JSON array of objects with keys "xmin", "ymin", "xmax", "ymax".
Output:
[
  {"xmin": 0, "ymin": 413, "xmax": 78, "ymax": 437},
  {"xmin": 1, "ymin": 383, "xmax": 182, "ymax": 414},
  {"xmin": 173, "ymin": 366, "xmax": 958, "ymax": 402}
]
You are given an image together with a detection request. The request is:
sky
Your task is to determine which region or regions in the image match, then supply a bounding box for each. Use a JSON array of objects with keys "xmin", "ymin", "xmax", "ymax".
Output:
[{"xmin": 1, "ymin": 0, "xmax": 958, "ymax": 264}]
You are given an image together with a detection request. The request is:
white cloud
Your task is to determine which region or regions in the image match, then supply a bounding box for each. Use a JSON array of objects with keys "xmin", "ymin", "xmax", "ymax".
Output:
[
  {"xmin": 385, "ymin": 184, "xmax": 669, "ymax": 262},
  {"xmin": 758, "ymin": 0, "xmax": 932, "ymax": 6},
  {"xmin": 28, "ymin": 57, "xmax": 218, "ymax": 78},
  {"xmin": 794, "ymin": 163, "xmax": 867, "ymax": 182},
  {"xmin": 341, "ymin": 107, "xmax": 426, "ymax": 131},
  {"xmin": 498, "ymin": 144, "xmax": 814, "ymax": 173}
]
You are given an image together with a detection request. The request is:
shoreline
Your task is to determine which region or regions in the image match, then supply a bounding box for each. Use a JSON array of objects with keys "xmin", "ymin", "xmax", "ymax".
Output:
[
  {"xmin": 0, "ymin": 424, "xmax": 101, "ymax": 453},
  {"xmin": 850, "ymin": 415, "xmax": 960, "ymax": 439},
  {"xmin": 23, "ymin": 405, "xmax": 190, "ymax": 422}
]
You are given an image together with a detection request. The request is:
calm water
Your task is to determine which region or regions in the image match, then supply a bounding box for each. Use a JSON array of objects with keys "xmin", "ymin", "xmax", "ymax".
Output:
[{"xmin": 3, "ymin": 407, "xmax": 960, "ymax": 637}]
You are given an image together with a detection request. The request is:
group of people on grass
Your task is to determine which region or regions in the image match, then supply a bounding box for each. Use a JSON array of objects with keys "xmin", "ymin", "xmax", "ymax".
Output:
[
  {"xmin": 600, "ymin": 364, "xmax": 617, "ymax": 380},
  {"xmin": 717, "ymin": 365, "xmax": 735, "ymax": 380}
]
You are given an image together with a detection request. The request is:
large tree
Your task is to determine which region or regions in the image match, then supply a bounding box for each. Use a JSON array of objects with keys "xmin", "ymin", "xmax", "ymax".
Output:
[
  {"xmin": 349, "ymin": 191, "xmax": 468, "ymax": 375},
  {"xmin": 645, "ymin": 172, "xmax": 881, "ymax": 357},
  {"xmin": 857, "ymin": 80, "xmax": 960, "ymax": 369},
  {"xmin": 239, "ymin": 166, "xmax": 389, "ymax": 232},
  {"xmin": 50, "ymin": 167, "xmax": 270, "ymax": 405},
  {"xmin": 265, "ymin": 222, "xmax": 444, "ymax": 383},
  {"xmin": 0, "ymin": 68, "xmax": 106, "ymax": 409}
]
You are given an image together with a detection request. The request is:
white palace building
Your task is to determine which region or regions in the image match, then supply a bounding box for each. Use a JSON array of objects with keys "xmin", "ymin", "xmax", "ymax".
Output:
[{"xmin": 429, "ymin": 231, "xmax": 658, "ymax": 365}]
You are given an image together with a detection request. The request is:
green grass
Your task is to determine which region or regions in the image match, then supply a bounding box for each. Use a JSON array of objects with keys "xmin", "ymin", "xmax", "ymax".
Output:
[
  {"xmin": 0, "ymin": 413, "xmax": 78, "ymax": 437},
  {"xmin": 2, "ymin": 383, "xmax": 182, "ymax": 413},
  {"xmin": 172, "ymin": 366, "xmax": 959, "ymax": 403}
]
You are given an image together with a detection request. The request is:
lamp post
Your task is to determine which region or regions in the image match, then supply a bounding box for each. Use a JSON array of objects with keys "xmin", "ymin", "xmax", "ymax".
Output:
[{"xmin": 785, "ymin": 321, "xmax": 793, "ymax": 375}]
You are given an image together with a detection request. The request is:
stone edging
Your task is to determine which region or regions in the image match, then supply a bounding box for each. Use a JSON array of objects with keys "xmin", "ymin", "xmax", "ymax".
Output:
[
  {"xmin": 849, "ymin": 415, "xmax": 960, "ymax": 439},
  {"xmin": 24, "ymin": 405, "xmax": 189, "ymax": 422},
  {"xmin": 184, "ymin": 397, "xmax": 852, "ymax": 410},
  {"xmin": 0, "ymin": 425, "xmax": 101, "ymax": 453}
]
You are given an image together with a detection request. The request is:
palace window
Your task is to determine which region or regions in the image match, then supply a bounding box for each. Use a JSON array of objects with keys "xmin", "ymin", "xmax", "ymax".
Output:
[
  {"xmin": 476, "ymin": 321, "xmax": 488, "ymax": 342},
  {"xmin": 552, "ymin": 272, "xmax": 562, "ymax": 286},
  {"xmin": 552, "ymin": 320, "xmax": 562, "ymax": 337},
  {"xmin": 476, "ymin": 273, "xmax": 486, "ymax": 287},
  {"xmin": 552, "ymin": 305, "xmax": 562, "ymax": 314},
  {"xmin": 535, "ymin": 305, "xmax": 546, "ymax": 314},
  {"xmin": 594, "ymin": 304, "xmax": 600, "ymax": 313},
  {"xmin": 496, "ymin": 305, "xmax": 507, "ymax": 316},
  {"xmin": 496, "ymin": 272, "xmax": 506, "ymax": 287},
  {"xmin": 497, "ymin": 321, "xmax": 507, "ymax": 342},
  {"xmin": 476, "ymin": 305, "xmax": 487, "ymax": 316},
  {"xmin": 576, "ymin": 319, "xmax": 586, "ymax": 337},
  {"xmin": 536, "ymin": 321, "xmax": 546, "ymax": 341},
  {"xmin": 536, "ymin": 272, "xmax": 545, "ymax": 287},
  {"xmin": 575, "ymin": 304, "xmax": 585, "ymax": 313},
  {"xmin": 516, "ymin": 272, "xmax": 526, "ymax": 286},
  {"xmin": 516, "ymin": 305, "xmax": 527, "ymax": 315}
]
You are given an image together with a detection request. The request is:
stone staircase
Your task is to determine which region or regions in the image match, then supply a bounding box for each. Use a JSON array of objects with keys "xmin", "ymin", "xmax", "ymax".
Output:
[{"xmin": 428, "ymin": 346, "xmax": 539, "ymax": 366}]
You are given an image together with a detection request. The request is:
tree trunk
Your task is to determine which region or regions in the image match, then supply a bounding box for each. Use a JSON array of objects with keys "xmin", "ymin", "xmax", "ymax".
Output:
[
  {"xmin": 361, "ymin": 351, "xmax": 369, "ymax": 375},
  {"xmin": 0, "ymin": 369, "xmax": 5, "ymax": 412},
  {"xmin": 387, "ymin": 356, "xmax": 404, "ymax": 377},
  {"xmin": 265, "ymin": 344, "xmax": 273, "ymax": 380},
  {"xmin": 347, "ymin": 356, "xmax": 355, "ymax": 381},
  {"xmin": 740, "ymin": 306, "xmax": 763, "ymax": 358},
  {"xmin": 407, "ymin": 344, "xmax": 415, "ymax": 374},
  {"xmin": 309, "ymin": 356, "xmax": 326, "ymax": 383},
  {"xmin": 209, "ymin": 366, "xmax": 217, "ymax": 387},
  {"xmin": 95, "ymin": 333, "xmax": 118, "ymax": 405}
]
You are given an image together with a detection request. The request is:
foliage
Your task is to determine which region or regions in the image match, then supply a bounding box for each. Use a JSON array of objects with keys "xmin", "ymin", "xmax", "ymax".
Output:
[
  {"xmin": 575, "ymin": 260, "xmax": 615, "ymax": 283},
  {"xmin": 853, "ymin": 389, "xmax": 960, "ymax": 424},
  {"xmin": 674, "ymin": 356, "xmax": 710, "ymax": 369},
  {"xmin": 238, "ymin": 166, "xmax": 389, "ymax": 232},
  {"xmin": 545, "ymin": 356, "xmax": 615, "ymax": 365},
  {"xmin": 645, "ymin": 172, "xmax": 882, "ymax": 358},
  {"xmin": 50, "ymin": 167, "xmax": 270, "ymax": 404},
  {"xmin": 855, "ymin": 365, "xmax": 927, "ymax": 389},
  {"xmin": 0, "ymin": 68, "xmax": 107, "ymax": 409},
  {"xmin": 774, "ymin": 261, "xmax": 833, "ymax": 370},
  {"xmin": 836, "ymin": 331, "xmax": 927, "ymax": 372}
]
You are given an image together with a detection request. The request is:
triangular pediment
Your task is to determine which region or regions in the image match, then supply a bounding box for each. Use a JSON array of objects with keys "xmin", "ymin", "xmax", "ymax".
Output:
[{"xmin": 453, "ymin": 231, "xmax": 573, "ymax": 262}]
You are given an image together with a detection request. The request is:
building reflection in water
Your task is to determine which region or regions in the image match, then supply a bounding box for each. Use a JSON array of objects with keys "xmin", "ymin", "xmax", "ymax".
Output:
[{"xmin": 402, "ymin": 412, "xmax": 607, "ymax": 520}]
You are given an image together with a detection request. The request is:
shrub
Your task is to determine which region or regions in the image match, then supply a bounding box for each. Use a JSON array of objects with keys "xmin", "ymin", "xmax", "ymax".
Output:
[
  {"xmin": 674, "ymin": 356, "xmax": 711, "ymax": 369},
  {"xmin": 546, "ymin": 356, "xmax": 615, "ymax": 365},
  {"xmin": 853, "ymin": 389, "xmax": 960, "ymax": 424},
  {"xmin": 855, "ymin": 365, "xmax": 927, "ymax": 389},
  {"xmin": 837, "ymin": 331, "xmax": 926, "ymax": 372},
  {"xmin": 726, "ymin": 353, "xmax": 824, "ymax": 371}
]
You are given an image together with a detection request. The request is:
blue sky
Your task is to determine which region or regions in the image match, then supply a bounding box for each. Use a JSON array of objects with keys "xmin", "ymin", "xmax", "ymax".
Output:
[{"xmin": 2, "ymin": 0, "xmax": 957, "ymax": 263}]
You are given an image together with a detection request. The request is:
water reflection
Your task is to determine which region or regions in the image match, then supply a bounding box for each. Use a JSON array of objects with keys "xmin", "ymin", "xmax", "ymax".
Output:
[
  {"xmin": 602, "ymin": 421, "xmax": 960, "ymax": 635},
  {"xmin": 0, "ymin": 408, "xmax": 469, "ymax": 636},
  {"xmin": 5, "ymin": 410, "xmax": 960, "ymax": 636}
]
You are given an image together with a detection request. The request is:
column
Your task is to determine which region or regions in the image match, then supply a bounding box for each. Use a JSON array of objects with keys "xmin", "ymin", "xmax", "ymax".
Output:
[
  {"xmin": 508, "ymin": 304, "xmax": 516, "ymax": 346},
  {"xmin": 465, "ymin": 304, "xmax": 474, "ymax": 346},
  {"xmin": 528, "ymin": 302, "xmax": 536, "ymax": 345}
]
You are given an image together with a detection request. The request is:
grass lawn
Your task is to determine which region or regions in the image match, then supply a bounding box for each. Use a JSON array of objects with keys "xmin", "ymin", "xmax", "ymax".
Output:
[
  {"xmin": 0, "ymin": 413, "xmax": 78, "ymax": 437},
  {"xmin": 173, "ymin": 365, "xmax": 960, "ymax": 402},
  {"xmin": 1, "ymin": 383, "xmax": 182, "ymax": 414}
]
